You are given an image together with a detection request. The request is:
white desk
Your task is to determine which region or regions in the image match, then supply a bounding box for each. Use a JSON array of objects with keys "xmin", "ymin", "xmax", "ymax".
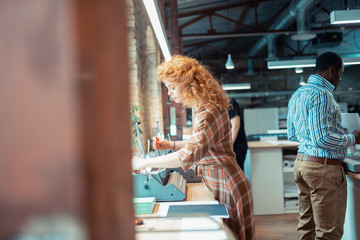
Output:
[
  {"xmin": 343, "ymin": 171, "xmax": 360, "ymax": 240},
  {"xmin": 248, "ymin": 141, "xmax": 299, "ymax": 215},
  {"xmin": 135, "ymin": 182, "xmax": 235, "ymax": 240}
]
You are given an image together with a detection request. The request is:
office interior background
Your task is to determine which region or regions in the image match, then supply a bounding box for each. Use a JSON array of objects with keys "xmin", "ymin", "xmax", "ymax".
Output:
[
  {"xmin": 1, "ymin": 0, "xmax": 360, "ymax": 239},
  {"xmin": 178, "ymin": 0, "xmax": 360, "ymax": 111},
  {"xmin": 129, "ymin": 0, "xmax": 360, "ymax": 149}
]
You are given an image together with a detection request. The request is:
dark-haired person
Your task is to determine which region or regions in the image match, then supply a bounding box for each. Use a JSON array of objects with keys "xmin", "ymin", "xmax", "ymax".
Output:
[
  {"xmin": 287, "ymin": 51, "xmax": 360, "ymax": 240},
  {"xmin": 132, "ymin": 55, "xmax": 255, "ymax": 240},
  {"xmin": 228, "ymin": 98, "xmax": 248, "ymax": 171}
]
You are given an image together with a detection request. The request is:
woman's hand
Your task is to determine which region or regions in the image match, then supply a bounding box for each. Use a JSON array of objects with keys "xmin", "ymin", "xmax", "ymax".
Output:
[
  {"xmin": 132, "ymin": 156, "xmax": 148, "ymax": 170},
  {"xmin": 152, "ymin": 137, "xmax": 172, "ymax": 150}
]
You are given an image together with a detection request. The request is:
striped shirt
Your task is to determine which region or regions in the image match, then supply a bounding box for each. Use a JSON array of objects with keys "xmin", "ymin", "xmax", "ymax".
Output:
[
  {"xmin": 287, "ymin": 74, "xmax": 356, "ymax": 160},
  {"xmin": 178, "ymin": 105, "xmax": 255, "ymax": 240}
]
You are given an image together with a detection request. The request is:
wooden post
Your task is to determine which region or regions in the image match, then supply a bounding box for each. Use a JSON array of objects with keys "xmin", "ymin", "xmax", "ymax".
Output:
[{"xmin": 0, "ymin": 0, "xmax": 134, "ymax": 239}]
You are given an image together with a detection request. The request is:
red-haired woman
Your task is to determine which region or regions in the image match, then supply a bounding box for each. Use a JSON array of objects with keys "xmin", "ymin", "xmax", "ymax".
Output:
[{"xmin": 132, "ymin": 55, "xmax": 255, "ymax": 240}]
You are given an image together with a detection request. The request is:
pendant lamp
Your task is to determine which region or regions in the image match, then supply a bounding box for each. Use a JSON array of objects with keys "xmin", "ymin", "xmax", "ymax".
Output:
[
  {"xmin": 224, "ymin": 0, "xmax": 234, "ymax": 70},
  {"xmin": 225, "ymin": 53, "xmax": 235, "ymax": 69}
]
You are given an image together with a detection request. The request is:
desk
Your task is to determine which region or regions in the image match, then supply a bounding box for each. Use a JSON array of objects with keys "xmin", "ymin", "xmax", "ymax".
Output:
[
  {"xmin": 248, "ymin": 141, "xmax": 360, "ymax": 236},
  {"xmin": 247, "ymin": 141, "xmax": 299, "ymax": 215},
  {"xmin": 248, "ymin": 141, "xmax": 299, "ymax": 149},
  {"xmin": 135, "ymin": 182, "xmax": 235, "ymax": 240},
  {"xmin": 343, "ymin": 171, "xmax": 360, "ymax": 240}
]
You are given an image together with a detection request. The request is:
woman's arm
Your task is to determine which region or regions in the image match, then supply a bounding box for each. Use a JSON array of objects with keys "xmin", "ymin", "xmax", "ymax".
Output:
[
  {"xmin": 132, "ymin": 151, "xmax": 181, "ymax": 170},
  {"xmin": 172, "ymin": 140, "xmax": 186, "ymax": 150},
  {"xmin": 153, "ymin": 137, "xmax": 187, "ymax": 151}
]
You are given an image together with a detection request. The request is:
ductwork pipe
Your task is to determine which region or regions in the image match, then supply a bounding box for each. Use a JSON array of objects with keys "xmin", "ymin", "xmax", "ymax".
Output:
[
  {"xmin": 247, "ymin": 59, "xmax": 254, "ymax": 75},
  {"xmin": 247, "ymin": 0, "xmax": 321, "ymax": 57},
  {"xmin": 291, "ymin": 4, "xmax": 317, "ymax": 40},
  {"xmin": 267, "ymin": 35, "xmax": 276, "ymax": 60}
]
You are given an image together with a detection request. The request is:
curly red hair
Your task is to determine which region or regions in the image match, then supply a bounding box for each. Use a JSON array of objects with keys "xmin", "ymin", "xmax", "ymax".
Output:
[{"xmin": 157, "ymin": 55, "xmax": 230, "ymax": 111}]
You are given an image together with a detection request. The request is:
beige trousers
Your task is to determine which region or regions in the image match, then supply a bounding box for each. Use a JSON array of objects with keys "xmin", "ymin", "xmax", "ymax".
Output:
[{"xmin": 294, "ymin": 157, "xmax": 347, "ymax": 240}]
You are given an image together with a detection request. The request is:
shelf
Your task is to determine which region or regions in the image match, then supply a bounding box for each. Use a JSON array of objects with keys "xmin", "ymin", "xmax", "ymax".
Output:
[
  {"xmin": 283, "ymin": 154, "xmax": 296, "ymax": 173},
  {"xmin": 283, "ymin": 152, "xmax": 298, "ymax": 213},
  {"xmin": 283, "ymin": 167, "xmax": 294, "ymax": 173},
  {"xmin": 284, "ymin": 192, "xmax": 298, "ymax": 198},
  {"xmin": 284, "ymin": 198, "xmax": 299, "ymax": 211},
  {"xmin": 284, "ymin": 184, "xmax": 298, "ymax": 198}
]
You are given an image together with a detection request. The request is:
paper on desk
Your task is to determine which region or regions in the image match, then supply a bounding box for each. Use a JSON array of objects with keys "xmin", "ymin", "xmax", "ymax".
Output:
[
  {"xmin": 264, "ymin": 140, "xmax": 299, "ymax": 146},
  {"xmin": 158, "ymin": 200, "xmax": 219, "ymax": 217},
  {"xmin": 341, "ymin": 113, "xmax": 360, "ymax": 134}
]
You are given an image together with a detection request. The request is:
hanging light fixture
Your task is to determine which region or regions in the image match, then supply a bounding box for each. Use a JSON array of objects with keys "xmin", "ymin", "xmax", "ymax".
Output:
[
  {"xmin": 299, "ymin": 76, "xmax": 305, "ymax": 86},
  {"xmin": 330, "ymin": 9, "xmax": 360, "ymax": 24},
  {"xmin": 267, "ymin": 57, "xmax": 360, "ymax": 69},
  {"xmin": 222, "ymin": 83, "xmax": 251, "ymax": 90},
  {"xmin": 225, "ymin": 54, "xmax": 235, "ymax": 69},
  {"xmin": 225, "ymin": 1, "xmax": 234, "ymax": 70},
  {"xmin": 295, "ymin": 67, "xmax": 303, "ymax": 73}
]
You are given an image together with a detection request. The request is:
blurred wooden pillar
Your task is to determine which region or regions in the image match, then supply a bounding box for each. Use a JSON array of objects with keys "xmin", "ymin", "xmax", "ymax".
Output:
[
  {"xmin": 0, "ymin": 0, "xmax": 134, "ymax": 239},
  {"xmin": 76, "ymin": 0, "xmax": 134, "ymax": 239}
]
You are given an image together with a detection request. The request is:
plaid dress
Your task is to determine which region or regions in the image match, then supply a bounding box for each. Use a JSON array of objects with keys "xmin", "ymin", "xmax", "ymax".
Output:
[{"xmin": 178, "ymin": 105, "xmax": 255, "ymax": 240}]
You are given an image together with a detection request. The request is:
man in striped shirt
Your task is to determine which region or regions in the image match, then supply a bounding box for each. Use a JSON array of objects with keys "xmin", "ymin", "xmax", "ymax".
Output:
[{"xmin": 287, "ymin": 51, "xmax": 360, "ymax": 240}]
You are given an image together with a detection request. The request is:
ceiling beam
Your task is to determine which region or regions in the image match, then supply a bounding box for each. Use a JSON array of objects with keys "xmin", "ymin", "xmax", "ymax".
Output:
[
  {"xmin": 184, "ymin": 38, "xmax": 224, "ymax": 48},
  {"xmin": 181, "ymin": 26, "xmax": 360, "ymax": 40},
  {"xmin": 213, "ymin": 12, "xmax": 255, "ymax": 30},
  {"xmin": 179, "ymin": 13, "xmax": 209, "ymax": 30},
  {"xmin": 178, "ymin": 0, "xmax": 273, "ymax": 18},
  {"xmin": 258, "ymin": 3, "xmax": 289, "ymax": 31},
  {"xmin": 179, "ymin": 8, "xmax": 255, "ymax": 32},
  {"xmin": 316, "ymin": 3, "xmax": 331, "ymax": 14},
  {"xmin": 184, "ymin": 39, "xmax": 228, "ymax": 54},
  {"xmin": 234, "ymin": 5, "xmax": 251, "ymax": 32}
]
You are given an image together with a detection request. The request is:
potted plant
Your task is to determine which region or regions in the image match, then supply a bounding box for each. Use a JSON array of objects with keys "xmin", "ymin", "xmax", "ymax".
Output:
[{"xmin": 130, "ymin": 103, "xmax": 143, "ymax": 147}]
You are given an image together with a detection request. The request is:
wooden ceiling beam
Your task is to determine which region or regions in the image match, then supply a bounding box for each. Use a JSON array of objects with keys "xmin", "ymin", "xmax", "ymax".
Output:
[
  {"xmin": 181, "ymin": 25, "xmax": 360, "ymax": 40},
  {"xmin": 179, "ymin": 13, "xmax": 209, "ymax": 30},
  {"xmin": 258, "ymin": 2, "xmax": 289, "ymax": 30},
  {"xmin": 213, "ymin": 12, "xmax": 255, "ymax": 30},
  {"xmin": 183, "ymin": 38, "xmax": 224, "ymax": 48},
  {"xmin": 178, "ymin": 0, "xmax": 273, "ymax": 18}
]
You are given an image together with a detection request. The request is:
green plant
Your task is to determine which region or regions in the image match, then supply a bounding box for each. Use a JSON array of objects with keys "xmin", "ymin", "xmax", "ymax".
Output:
[{"xmin": 130, "ymin": 104, "xmax": 143, "ymax": 147}]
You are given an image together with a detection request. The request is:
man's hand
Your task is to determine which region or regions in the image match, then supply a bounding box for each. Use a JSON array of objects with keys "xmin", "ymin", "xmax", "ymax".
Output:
[{"xmin": 352, "ymin": 129, "xmax": 360, "ymax": 144}]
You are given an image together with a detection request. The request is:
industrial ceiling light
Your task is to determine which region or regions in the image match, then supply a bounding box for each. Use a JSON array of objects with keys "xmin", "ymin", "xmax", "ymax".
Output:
[
  {"xmin": 330, "ymin": 9, "xmax": 360, "ymax": 24},
  {"xmin": 299, "ymin": 76, "xmax": 305, "ymax": 86},
  {"xmin": 343, "ymin": 57, "xmax": 360, "ymax": 65},
  {"xmin": 267, "ymin": 59, "xmax": 315, "ymax": 69},
  {"xmin": 224, "ymin": 0, "xmax": 235, "ymax": 70},
  {"xmin": 142, "ymin": 0, "xmax": 171, "ymax": 61},
  {"xmin": 267, "ymin": 57, "xmax": 360, "ymax": 69},
  {"xmin": 225, "ymin": 54, "xmax": 235, "ymax": 69},
  {"xmin": 295, "ymin": 67, "xmax": 303, "ymax": 73},
  {"xmin": 222, "ymin": 83, "xmax": 251, "ymax": 90}
]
